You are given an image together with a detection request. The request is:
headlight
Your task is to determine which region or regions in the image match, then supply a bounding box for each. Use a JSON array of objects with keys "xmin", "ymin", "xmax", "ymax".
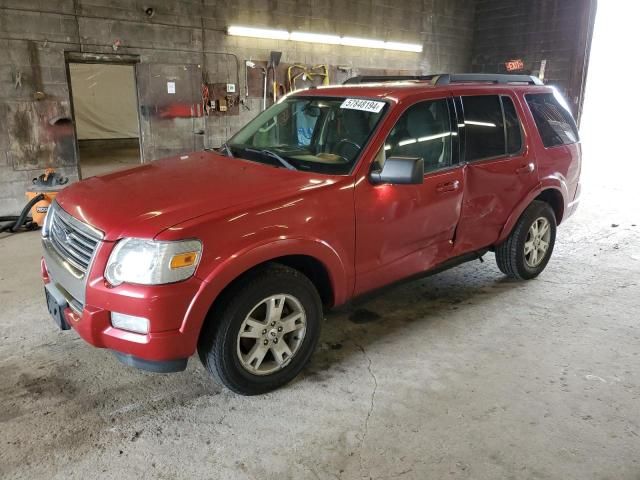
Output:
[{"xmin": 105, "ymin": 238, "xmax": 202, "ymax": 286}]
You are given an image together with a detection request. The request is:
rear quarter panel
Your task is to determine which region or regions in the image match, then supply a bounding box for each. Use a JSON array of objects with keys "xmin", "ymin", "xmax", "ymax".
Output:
[{"xmin": 519, "ymin": 89, "xmax": 582, "ymax": 223}]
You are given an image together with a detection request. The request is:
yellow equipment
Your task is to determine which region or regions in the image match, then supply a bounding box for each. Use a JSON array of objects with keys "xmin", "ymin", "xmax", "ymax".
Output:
[{"xmin": 287, "ymin": 64, "xmax": 330, "ymax": 92}]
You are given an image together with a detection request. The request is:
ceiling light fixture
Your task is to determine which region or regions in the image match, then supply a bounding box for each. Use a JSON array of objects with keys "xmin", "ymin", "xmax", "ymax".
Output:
[
  {"xmin": 227, "ymin": 26, "xmax": 423, "ymax": 53},
  {"xmin": 227, "ymin": 25, "xmax": 289, "ymax": 40},
  {"xmin": 384, "ymin": 41, "xmax": 424, "ymax": 53},
  {"xmin": 289, "ymin": 32, "xmax": 342, "ymax": 45},
  {"xmin": 340, "ymin": 36, "xmax": 387, "ymax": 49}
]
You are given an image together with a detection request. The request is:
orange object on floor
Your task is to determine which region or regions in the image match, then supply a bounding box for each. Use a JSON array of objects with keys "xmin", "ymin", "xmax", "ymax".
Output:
[
  {"xmin": 27, "ymin": 168, "xmax": 68, "ymax": 226},
  {"xmin": 25, "ymin": 191, "xmax": 58, "ymax": 226}
]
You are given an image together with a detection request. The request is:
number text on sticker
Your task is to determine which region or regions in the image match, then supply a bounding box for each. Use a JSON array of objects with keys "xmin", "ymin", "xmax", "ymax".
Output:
[{"xmin": 340, "ymin": 98, "xmax": 385, "ymax": 113}]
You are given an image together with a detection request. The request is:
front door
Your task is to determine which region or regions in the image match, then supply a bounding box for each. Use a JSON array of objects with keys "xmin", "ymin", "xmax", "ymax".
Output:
[
  {"xmin": 453, "ymin": 93, "xmax": 540, "ymax": 254},
  {"xmin": 354, "ymin": 97, "xmax": 464, "ymax": 295}
]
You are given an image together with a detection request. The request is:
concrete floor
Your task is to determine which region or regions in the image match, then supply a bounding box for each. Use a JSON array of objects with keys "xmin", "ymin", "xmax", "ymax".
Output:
[{"xmin": 1, "ymin": 155, "xmax": 639, "ymax": 479}]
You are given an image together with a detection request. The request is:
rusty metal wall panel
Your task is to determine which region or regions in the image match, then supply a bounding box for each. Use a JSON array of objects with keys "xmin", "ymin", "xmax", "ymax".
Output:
[{"xmin": 5, "ymin": 100, "xmax": 77, "ymax": 171}]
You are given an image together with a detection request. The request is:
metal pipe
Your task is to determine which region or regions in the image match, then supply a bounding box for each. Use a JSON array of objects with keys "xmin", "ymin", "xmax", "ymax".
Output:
[{"xmin": 262, "ymin": 69, "xmax": 267, "ymax": 111}]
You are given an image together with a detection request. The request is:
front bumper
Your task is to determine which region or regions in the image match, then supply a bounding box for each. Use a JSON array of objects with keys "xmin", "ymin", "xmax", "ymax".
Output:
[{"xmin": 41, "ymin": 242, "xmax": 206, "ymax": 372}]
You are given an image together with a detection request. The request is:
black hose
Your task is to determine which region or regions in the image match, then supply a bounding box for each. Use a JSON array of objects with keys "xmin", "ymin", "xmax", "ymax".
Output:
[
  {"xmin": 0, "ymin": 221, "xmax": 17, "ymax": 233},
  {"xmin": 12, "ymin": 194, "xmax": 44, "ymax": 231},
  {"xmin": 0, "ymin": 194, "xmax": 45, "ymax": 234}
]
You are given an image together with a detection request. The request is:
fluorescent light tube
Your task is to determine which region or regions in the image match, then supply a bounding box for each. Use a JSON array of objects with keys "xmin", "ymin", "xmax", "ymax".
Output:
[
  {"xmin": 384, "ymin": 41, "xmax": 423, "ymax": 53},
  {"xmin": 290, "ymin": 32, "xmax": 341, "ymax": 45},
  {"xmin": 227, "ymin": 26, "xmax": 423, "ymax": 53},
  {"xmin": 341, "ymin": 36, "xmax": 386, "ymax": 49},
  {"xmin": 227, "ymin": 26, "xmax": 289, "ymax": 40}
]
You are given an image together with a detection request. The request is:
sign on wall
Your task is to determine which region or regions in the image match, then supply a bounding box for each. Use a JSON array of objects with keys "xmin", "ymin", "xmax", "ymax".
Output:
[{"xmin": 505, "ymin": 59, "xmax": 525, "ymax": 72}]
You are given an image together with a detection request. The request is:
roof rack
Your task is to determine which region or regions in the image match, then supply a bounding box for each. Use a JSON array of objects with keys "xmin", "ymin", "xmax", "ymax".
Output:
[
  {"xmin": 343, "ymin": 73, "xmax": 544, "ymax": 86},
  {"xmin": 343, "ymin": 75, "xmax": 437, "ymax": 84},
  {"xmin": 434, "ymin": 73, "xmax": 544, "ymax": 85}
]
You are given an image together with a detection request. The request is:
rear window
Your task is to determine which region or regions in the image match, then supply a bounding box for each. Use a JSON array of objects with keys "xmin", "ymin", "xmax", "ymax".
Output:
[{"xmin": 525, "ymin": 92, "xmax": 579, "ymax": 147}]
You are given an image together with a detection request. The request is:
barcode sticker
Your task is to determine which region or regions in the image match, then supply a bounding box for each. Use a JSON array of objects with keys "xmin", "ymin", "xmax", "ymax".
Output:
[{"xmin": 340, "ymin": 98, "xmax": 385, "ymax": 113}]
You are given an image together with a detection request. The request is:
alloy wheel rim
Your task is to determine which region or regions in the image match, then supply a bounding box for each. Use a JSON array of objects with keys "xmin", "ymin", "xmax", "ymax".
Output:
[
  {"xmin": 524, "ymin": 216, "xmax": 551, "ymax": 268},
  {"xmin": 236, "ymin": 294, "xmax": 307, "ymax": 376}
]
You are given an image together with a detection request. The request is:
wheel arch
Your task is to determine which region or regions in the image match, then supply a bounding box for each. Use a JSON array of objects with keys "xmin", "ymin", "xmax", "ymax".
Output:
[
  {"xmin": 181, "ymin": 239, "xmax": 349, "ymax": 355},
  {"xmin": 535, "ymin": 189, "xmax": 565, "ymax": 224},
  {"xmin": 497, "ymin": 182, "xmax": 567, "ymax": 244}
]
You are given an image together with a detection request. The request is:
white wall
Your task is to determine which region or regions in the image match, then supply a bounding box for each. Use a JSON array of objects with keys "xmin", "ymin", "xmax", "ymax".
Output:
[{"xmin": 70, "ymin": 63, "xmax": 139, "ymax": 140}]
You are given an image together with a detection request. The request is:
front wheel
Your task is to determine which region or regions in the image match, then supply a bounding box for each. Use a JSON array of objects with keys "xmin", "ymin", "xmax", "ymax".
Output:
[
  {"xmin": 495, "ymin": 200, "xmax": 557, "ymax": 280},
  {"xmin": 198, "ymin": 264, "xmax": 322, "ymax": 395}
]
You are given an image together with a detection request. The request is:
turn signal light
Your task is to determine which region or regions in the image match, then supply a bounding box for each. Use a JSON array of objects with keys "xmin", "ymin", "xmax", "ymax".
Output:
[{"xmin": 170, "ymin": 251, "xmax": 199, "ymax": 269}]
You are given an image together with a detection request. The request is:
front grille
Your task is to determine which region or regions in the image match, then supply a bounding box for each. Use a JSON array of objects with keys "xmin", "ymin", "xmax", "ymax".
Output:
[{"xmin": 49, "ymin": 203, "xmax": 102, "ymax": 274}]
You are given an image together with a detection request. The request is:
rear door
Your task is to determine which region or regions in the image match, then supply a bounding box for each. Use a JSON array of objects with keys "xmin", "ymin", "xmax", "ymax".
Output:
[
  {"xmin": 354, "ymin": 97, "xmax": 464, "ymax": 295},
  {"xmin": 453, "ymin": 93, "xmax": 539, "ymax": 254}
]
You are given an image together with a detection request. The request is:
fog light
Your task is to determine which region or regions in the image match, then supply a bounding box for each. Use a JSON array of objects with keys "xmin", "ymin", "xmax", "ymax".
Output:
[{"xmin": 110, "ymin": 312, "xmax": 149, "ymax": 334}]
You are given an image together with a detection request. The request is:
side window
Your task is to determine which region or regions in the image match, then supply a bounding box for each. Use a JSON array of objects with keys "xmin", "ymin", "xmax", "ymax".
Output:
[
  {"xmin": 462, "ymin": 95, "xmax": 505, "ymax": 161},
  {"xmin": 502, "ymin": 96, "xmax": 523, "ymax": 154},
  {"xmin": 384, "ymin": 99, "xmax": 452, "ymax": 173},
  {"xmin": 525, "ymin": 92, "xmax": 579, "ymax": 147}
]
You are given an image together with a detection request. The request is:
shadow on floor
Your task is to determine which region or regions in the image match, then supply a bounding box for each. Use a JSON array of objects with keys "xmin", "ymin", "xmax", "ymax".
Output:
[{"xmin": 302, "ymin": 260, "xmax": 522, "ymax": 380}]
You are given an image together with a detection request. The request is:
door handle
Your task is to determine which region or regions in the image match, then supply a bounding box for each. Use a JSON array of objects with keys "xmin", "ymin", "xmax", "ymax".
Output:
[
  {"xmin": 516, "ymin": 162, "xmax": 535, "ymax": 174},
  {"xmin": 436, "ymin": 180, "xmax": 460, "ymax": 193}
]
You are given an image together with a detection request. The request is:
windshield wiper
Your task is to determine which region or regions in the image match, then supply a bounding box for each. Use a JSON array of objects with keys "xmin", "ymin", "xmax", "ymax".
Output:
[
  {"xmin": 219, "ymin": 142, "xmax": 233, "ymax": 157},
  {"xmin": 245, "ymin": 148, "xmax": 297, "ymax": 171}
]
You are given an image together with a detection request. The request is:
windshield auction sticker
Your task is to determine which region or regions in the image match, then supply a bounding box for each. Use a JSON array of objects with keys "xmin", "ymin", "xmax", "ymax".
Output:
[{"xmin": 340, "ymin": 98, "xmax": 385, "ymax": 113}]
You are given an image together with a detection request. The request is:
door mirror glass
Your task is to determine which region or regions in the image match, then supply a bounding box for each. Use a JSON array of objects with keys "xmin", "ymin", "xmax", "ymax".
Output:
[{"xmin": 370, "ymin": 156, "xmax": 424, "ymax": 185}]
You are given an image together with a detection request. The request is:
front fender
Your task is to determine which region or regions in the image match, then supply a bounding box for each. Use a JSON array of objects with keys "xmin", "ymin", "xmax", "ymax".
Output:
[{"xmin": 178, "ymin": 237, "xmax": 350, "ymax": 353}]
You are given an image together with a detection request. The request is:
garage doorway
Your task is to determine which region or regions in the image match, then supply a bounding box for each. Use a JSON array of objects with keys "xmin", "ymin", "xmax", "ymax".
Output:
[
  {"xmin": 577, "ymin": 1, "xmax": 639, "ymax": 228},
  {"xmin": 68, "ymin": 62, "xmax": 142, "ymax": 178},
  {"xmin": 580, "ymin": 1, "xmax": 638, "ymax": 191}
]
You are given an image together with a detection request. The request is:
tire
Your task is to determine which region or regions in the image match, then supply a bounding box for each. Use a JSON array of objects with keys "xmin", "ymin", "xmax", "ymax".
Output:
[
  {"xmin": 495, "ymin": 200, "xmax": 557, "ymax": 280},
  {"xmin": 198, "ymin": 263, "xmax": 323, "ymax": 395}
]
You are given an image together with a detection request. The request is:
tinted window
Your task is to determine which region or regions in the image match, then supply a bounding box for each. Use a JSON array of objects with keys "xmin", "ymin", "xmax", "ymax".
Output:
[
  {"xmin": 462, "ymin": 95, "xmax": 505, "ymax": 161},
  {"xmin": 502, "ymin": 96, "xmax": 522, "ymax": 154},
  {"xmin": 384, "ymin": 99, "xmax": 452, "ymax": 173},
  {"xmin": 526, "ymin": 92, "xmax": 579, "ymax": 147}
]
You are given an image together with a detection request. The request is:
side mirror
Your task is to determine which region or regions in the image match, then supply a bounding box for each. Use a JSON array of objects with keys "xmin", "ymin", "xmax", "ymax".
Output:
[{"xmin": 370, "ymin": 156, "xmax": 424, "ymax": 185}]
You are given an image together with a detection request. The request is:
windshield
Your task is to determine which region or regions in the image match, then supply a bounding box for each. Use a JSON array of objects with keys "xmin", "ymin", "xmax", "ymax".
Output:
[{"xmin": 227, "ymin": 96, "xmax": 388, "ymax": 174}]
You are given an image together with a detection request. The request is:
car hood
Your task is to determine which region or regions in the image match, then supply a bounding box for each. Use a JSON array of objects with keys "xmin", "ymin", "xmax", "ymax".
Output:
[{"xmin": 57, "ymin": 151, "xmax": 333, "ymax": 241}]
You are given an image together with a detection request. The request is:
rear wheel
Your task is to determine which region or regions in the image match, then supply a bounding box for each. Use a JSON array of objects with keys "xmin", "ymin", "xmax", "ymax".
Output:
[
  {"xmin": 495, "ymin": 200, "xmax": 557, "ymax": 280},
  {"xmin": 198, "ymin": 264, "xmax": 322, "ymax": 395}
]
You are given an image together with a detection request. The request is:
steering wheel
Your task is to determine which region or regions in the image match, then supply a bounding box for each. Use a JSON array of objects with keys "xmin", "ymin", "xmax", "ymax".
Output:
[{"xmin": 334, "ymin": 138, "xmax": 362, "ymax": 161}]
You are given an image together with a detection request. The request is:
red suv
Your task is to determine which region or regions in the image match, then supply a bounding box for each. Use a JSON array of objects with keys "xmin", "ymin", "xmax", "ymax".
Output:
[{"xmin": 41, "ymin": 74, "xmax": 581, "ymax": 395}]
